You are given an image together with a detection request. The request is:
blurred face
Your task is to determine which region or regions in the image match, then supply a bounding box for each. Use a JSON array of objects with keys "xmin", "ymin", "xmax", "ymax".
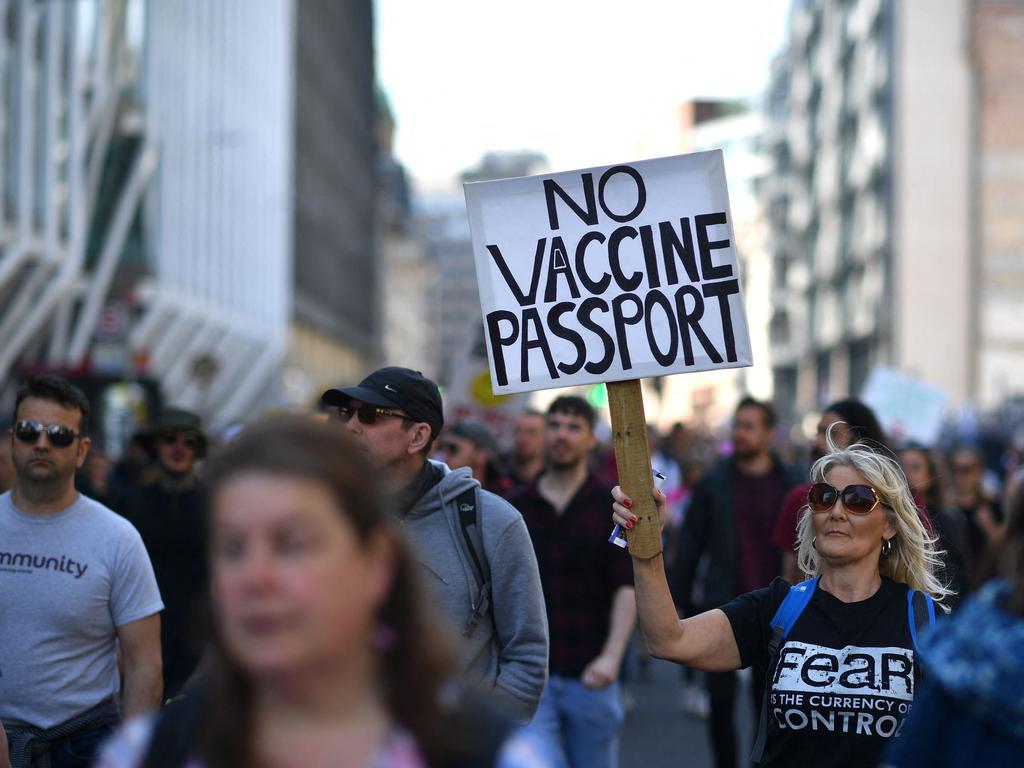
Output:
[
  {"xmin": 156, "ymin": 431, "xmax": 200, "ymax": 476},
  {"xmin": 950, "ymin": 449, "xmax": 983, "ymax": 495},
  {"xmin": 437, "ymin": 433, "xmax": 480, "ymax": 474},
  {"xmin": 811, "ymin": 465, "xmax": 895, "ymax": 569},
  {"xmin": 211, "ymin": 472, "xmax": 394, "ymax": 678},
  {"xmin": 11, "ymin": 397, "xmax": 89, "ymax": 489},
  {"xmin": 337, "ymin": 400, "xmax": 421, "ymax": 471},
  {"xmin": 545, "ymin": 410, "xmax": 596, "ymax": 471},
  {"xmin": 732, "ymin": 405, "xmax": 773, "ymax": 460},
  {"xmin": 513, "ymin": 413, "xmax": 546, "ymax": 462},
  {"xmin": 899, "ymin": 449, "xmax": 931, "ymax": 493},
  {"xmin": 813, "ymin": 411, "xmax": 851, "ymax": 461}
]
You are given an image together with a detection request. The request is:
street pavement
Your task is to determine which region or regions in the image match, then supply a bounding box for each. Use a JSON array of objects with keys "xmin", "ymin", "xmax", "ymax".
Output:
[{"xmin": 620, "ymin": 655, "xmax": 756, "ymax": 768}]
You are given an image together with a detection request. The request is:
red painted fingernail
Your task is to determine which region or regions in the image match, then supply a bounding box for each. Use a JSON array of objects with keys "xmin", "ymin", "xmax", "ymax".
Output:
[
  {"xmin": 632, "ymin": 516, "xmax": 638, "ymax": 524},
  {"xmin": 626, "ymin": 522, "xmax": 633, "ymax": 529},
  {"xmin": 624, "ymin": 499, "xmax": 632, "ymax": 508}
]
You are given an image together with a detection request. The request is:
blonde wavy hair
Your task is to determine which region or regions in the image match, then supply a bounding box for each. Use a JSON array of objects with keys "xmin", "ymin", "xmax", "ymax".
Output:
[{"xmin": 795, "ymin": 425, "xmax": 953, "ymax": 611}]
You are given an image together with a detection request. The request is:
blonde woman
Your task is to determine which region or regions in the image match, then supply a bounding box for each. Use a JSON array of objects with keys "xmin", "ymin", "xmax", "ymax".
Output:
[{"xmin": 611, "ymin": 430, "xmax": 951, "ymax": 768}]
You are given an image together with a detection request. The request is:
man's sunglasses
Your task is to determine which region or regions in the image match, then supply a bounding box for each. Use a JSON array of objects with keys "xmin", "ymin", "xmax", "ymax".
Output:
[
  {"xmin": 336, "ymin": 404, "xmax": 415, "ymax": 426},
  {"xmin": 808, "ymin": 482, "xmax": 885, "ymax": 515},
  {"xmin": 13, "ymin": 420, "xmax": 81, "ymax": 448},
  {"xmin": 159, "ymin": 432, "xmax": 202, "ymax": 449}
]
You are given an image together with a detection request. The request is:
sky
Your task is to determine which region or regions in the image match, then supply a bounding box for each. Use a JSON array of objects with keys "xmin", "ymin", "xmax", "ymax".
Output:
[{"xmin": 375, "ymin": 0, "xmax": 793, "ymax": 189}]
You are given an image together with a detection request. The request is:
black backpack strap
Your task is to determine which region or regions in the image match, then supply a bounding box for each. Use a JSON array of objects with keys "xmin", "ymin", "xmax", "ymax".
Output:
[
  {"xmin": 456, "ymin": 487, "xmax": 492, "ymax": 638},
  {"xmin": 142, "ymin": 687, "xmax": 208, "ymax": 768}
]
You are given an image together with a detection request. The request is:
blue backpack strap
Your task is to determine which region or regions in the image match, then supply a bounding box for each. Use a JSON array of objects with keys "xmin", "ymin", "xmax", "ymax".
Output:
[
  {"xmin": 907, "ymin": 588, "xmax": 937, "ymax": 654},
  {"xmin": 751, "ymin": 578, "xmax": 818, "ymax": 764},
  {"xmin": 770, "ymin": 577, "xmax": 818, "ymax": 640}
]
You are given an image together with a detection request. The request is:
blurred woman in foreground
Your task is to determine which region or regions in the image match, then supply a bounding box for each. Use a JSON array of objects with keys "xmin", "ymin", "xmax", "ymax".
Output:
[
  {"xmin": 613, "ymin": 431, "xmax": 951, "ymax": 767},
  {"xmin": 97, "ymin": 417, "xmax": 547, "ymax": 768}
]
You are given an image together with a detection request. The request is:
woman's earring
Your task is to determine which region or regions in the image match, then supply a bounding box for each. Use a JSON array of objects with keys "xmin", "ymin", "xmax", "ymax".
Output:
[
  {"xmin": 811, "ymin": 536, "xmax": 817, "ymax": 550},
  {"xmin": 881, "ymin": 538, "xmax": 894, "ymax": 556}
]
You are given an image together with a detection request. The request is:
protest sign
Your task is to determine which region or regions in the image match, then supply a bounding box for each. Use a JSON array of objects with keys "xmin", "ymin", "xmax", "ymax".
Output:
[
  {"xmin": 463, "ymin": 151, "xmax": 752, "ymax": 396},
  {"xmin": 464, "ymin": 152, "xmax": 751, "ymax": 557},
  {"xmin": 445, "ymin": 321, "xmax": 530, "ymax": 444},
  {"xmin": 860, "ymin": 367, "xmax": 949, "ymax": 446}
]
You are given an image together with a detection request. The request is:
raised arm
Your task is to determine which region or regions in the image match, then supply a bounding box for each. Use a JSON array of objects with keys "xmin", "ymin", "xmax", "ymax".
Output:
[{"xmin": 613, "ymin": 486, "xmax": 742, "ymax": 671}]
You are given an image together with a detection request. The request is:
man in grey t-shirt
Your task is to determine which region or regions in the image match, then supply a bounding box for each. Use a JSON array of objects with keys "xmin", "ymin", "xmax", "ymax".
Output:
[{"xmin": 0, "ymin": 375, "xmax": 163, "ymax": 768}]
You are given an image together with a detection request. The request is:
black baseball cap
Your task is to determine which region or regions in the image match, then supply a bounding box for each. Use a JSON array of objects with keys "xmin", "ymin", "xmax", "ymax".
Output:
[{"xmin": 322, "ymin": 367, "xmax": 444, "ymax": 438}]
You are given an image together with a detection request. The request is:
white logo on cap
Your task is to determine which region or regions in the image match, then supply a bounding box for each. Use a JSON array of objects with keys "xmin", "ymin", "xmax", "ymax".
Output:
[{"xmin": 384, "ymin": 384, "xmax": 398, "ymax": 392}]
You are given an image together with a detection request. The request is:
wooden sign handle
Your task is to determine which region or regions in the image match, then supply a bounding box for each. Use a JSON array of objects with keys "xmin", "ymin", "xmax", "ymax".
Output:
[{"xmin": 607, "ymin": 379, "xmax": 662, "ymax": 559}]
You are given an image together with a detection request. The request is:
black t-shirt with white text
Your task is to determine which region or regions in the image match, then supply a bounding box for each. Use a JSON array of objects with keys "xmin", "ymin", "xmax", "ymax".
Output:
[{"xmin": 722, "ymin": 577, "xmax": 922, "ymax": 768}]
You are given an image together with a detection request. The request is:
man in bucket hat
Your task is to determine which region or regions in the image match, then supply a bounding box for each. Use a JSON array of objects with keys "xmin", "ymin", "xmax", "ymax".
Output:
[
  {"xmin": 112, "ymin": 408, "xmax": 209, "ymax": 701},
  {"xmin": 323, "ymin": 367, "xmax": 548, "ymax": 721}
]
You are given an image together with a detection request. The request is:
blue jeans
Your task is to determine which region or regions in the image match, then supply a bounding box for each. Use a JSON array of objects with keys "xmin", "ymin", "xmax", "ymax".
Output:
[{"xmin": 524, "ymin": 674, "xmax": 624, "ymax": 768}]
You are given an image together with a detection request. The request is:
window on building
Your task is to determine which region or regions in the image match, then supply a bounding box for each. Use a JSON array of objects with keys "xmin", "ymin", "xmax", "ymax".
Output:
[
  {"xmin": 848, "ymin": 339, "xmax": 871, "ymax": 396},
  {"xmin": 816, "ymin": 350, "xmax": 831, "ymax": 407}
]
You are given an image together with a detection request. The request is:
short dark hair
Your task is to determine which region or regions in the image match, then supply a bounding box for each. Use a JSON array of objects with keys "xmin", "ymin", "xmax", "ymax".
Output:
[
  {"xmin": 15, "ymin": 374, "xmax": 91, "ymax": 433},
  {"xmin": 735, "ymin": 395, "xmax": 776, "ymax": 429},
  {"xmin": 449, "ymin": 421, "xmax": 499, "ymax": 459},
  {"xmin": 547, "ymin": 395, "xmax": 596, "ymax": 430}
]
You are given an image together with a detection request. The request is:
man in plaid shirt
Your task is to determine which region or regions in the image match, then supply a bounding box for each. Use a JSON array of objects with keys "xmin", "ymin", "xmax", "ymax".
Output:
[{"xmin": 509, "ymin": 395, "xmax": 636, "ymax": 768}]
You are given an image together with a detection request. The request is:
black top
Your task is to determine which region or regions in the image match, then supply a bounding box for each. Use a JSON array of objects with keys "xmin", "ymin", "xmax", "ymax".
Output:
[
  {"xmin": 113, "ymin": 482, "xmax": 208, "ymax": 698},
  {"xmin": 722, "ymin": 577, "xmax": 922, "ymax": 768},
  {"xmin": 508, "ymin": 472, "xmax": 632, "ymax": 678},
  {"xmin": 394, "ymin": 459, "xmax": 444, "ymax": 518}
]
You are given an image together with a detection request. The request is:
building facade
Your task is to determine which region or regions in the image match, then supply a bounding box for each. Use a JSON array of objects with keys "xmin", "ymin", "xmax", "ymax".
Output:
[
  {"xmin": 285, "ymin": 0, "xmax": 379, "ymax": 405},
  {"xmin": 767, "ymin": 0, "xmax": 1024, "ymax": 429},
  {"xmin": 1, "ymin": 0, "xmax": 385, "ymax": 437},
  {"xmin": 376, "ymin": 91, "xmax": 439, "ymax": 378},
  {"xmin": 632, "ymin": 100, "xmax": 775, "ymax": 432}
]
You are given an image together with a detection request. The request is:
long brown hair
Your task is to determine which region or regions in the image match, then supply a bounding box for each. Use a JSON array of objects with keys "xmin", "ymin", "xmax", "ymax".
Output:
[{"xmin": 200, "ymin": 416, "xmax": 455, "ymax": 766}]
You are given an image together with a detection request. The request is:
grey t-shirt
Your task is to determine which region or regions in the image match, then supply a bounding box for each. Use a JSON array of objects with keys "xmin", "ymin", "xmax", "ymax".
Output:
[{"xmin": 0, "ymin": 491, "xmax": 164, "ymax": 729}]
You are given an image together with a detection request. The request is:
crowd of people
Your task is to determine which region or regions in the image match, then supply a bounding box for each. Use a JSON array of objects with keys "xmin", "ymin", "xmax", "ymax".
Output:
[{"xmin": 1, "ymin": 370, "xmax": 1022, "ymax": 768}]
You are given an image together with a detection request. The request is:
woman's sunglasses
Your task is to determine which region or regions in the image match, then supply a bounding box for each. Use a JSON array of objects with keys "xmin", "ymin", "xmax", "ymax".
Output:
[
  {"xmin": 13, "ymin": 420, "xmax": 80, "ymax": 448},
  {"xmin": 336, "ymin": 404, "xmax": 415, "ymax": 426},
  {"xmin": 807, "ymin": 482, "xmax": 884, "ymax": 515}
]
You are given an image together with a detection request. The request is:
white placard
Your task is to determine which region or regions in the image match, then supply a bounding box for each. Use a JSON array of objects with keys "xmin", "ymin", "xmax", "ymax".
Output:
[
  {"xmin": 464, "ymin": 151, "xmax": 753, "ymax": 395},
  {"xmin": 860, "ymin": 367, "xmax": 949, "ymax": 446}
]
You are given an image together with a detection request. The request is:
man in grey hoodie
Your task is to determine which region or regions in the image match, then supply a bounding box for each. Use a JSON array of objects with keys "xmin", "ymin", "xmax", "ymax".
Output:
[{"xmin": 322, "ymin": 367, "xmax": 548, "ymax": 721}]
